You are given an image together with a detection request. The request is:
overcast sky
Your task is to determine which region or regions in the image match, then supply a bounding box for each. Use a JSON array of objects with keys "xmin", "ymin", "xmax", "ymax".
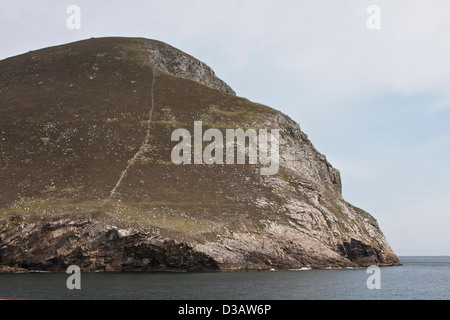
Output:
[{"xmin": 1, "ymin": 0, "xmax": 449, "ymax": 256}]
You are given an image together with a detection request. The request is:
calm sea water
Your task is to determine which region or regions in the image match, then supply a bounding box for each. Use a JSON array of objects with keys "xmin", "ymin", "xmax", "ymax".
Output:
[{"xmin": 0, "ymin": 256, "xmax": 448, "ymax": 300}]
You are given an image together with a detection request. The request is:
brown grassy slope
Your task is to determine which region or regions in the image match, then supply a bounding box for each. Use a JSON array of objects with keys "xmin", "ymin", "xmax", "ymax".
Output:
[{"xmin": 0, "ymin": 37, "xmax": 278, "ymax": 231}]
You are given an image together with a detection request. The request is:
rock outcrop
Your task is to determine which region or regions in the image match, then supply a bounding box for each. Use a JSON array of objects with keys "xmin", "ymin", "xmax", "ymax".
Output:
[
  {"xmin": 0, "ymin": 214, "xmax": 218, "ymax": 272},
  {"xmin": 140, "ymin": 41, "xmax": 236, "ymax": 95},
  {"xmin": 0, "ymin": 37, "xmax": 401, "ymax": 272}
]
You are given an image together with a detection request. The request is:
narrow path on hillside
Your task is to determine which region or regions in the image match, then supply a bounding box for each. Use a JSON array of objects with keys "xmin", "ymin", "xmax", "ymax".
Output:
[{"xmin": 109, "ymin": 70, "xmax": 157, "ymax": 199}]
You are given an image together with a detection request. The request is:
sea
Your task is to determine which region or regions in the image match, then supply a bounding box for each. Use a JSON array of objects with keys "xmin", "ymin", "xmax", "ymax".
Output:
[{"xmin": 0, "ymin": 256, "xmax": 448, "ymax": 300}]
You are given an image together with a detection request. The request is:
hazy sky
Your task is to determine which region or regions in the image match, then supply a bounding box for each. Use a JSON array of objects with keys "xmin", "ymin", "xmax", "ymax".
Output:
[{"xmin": 1, "ymin": 0, "xmax": 449, "ymax": 256}]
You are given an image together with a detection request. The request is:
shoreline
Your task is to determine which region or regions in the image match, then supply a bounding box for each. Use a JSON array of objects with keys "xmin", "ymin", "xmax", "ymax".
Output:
[{"xmin": 0, "ymin": 262, "xmax": 402, "ymax": 274}]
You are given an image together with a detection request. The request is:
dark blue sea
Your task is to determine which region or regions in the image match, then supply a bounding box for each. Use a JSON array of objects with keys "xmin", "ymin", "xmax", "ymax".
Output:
[{"xmin": 0, "ymin": 256, "xmax": 448, "ymax": 300}]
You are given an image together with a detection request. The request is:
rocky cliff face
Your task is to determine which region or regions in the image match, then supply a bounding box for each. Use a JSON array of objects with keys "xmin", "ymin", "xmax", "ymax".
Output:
[
  {"xmin": 140, "ymin": 41, "xmax": 235, "ymax": 95},
  {"xmin": 0, "ymin": 37, "xmax": 400, "ymax": 272},
  {"xmin": 0, "ymin": 214, "xmax": 217, "ymax": 272}
]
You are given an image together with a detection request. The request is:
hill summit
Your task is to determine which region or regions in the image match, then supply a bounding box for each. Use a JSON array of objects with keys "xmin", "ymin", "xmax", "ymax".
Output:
[{"xmin": 0, "ymin": 37, "xmax": 400, "ymax": 272}]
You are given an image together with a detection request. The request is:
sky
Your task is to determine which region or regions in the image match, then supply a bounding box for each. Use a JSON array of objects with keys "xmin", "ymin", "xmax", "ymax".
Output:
[{"xmin": 1, "ymin": 0, "xmax": 449, "ymax": 256}]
